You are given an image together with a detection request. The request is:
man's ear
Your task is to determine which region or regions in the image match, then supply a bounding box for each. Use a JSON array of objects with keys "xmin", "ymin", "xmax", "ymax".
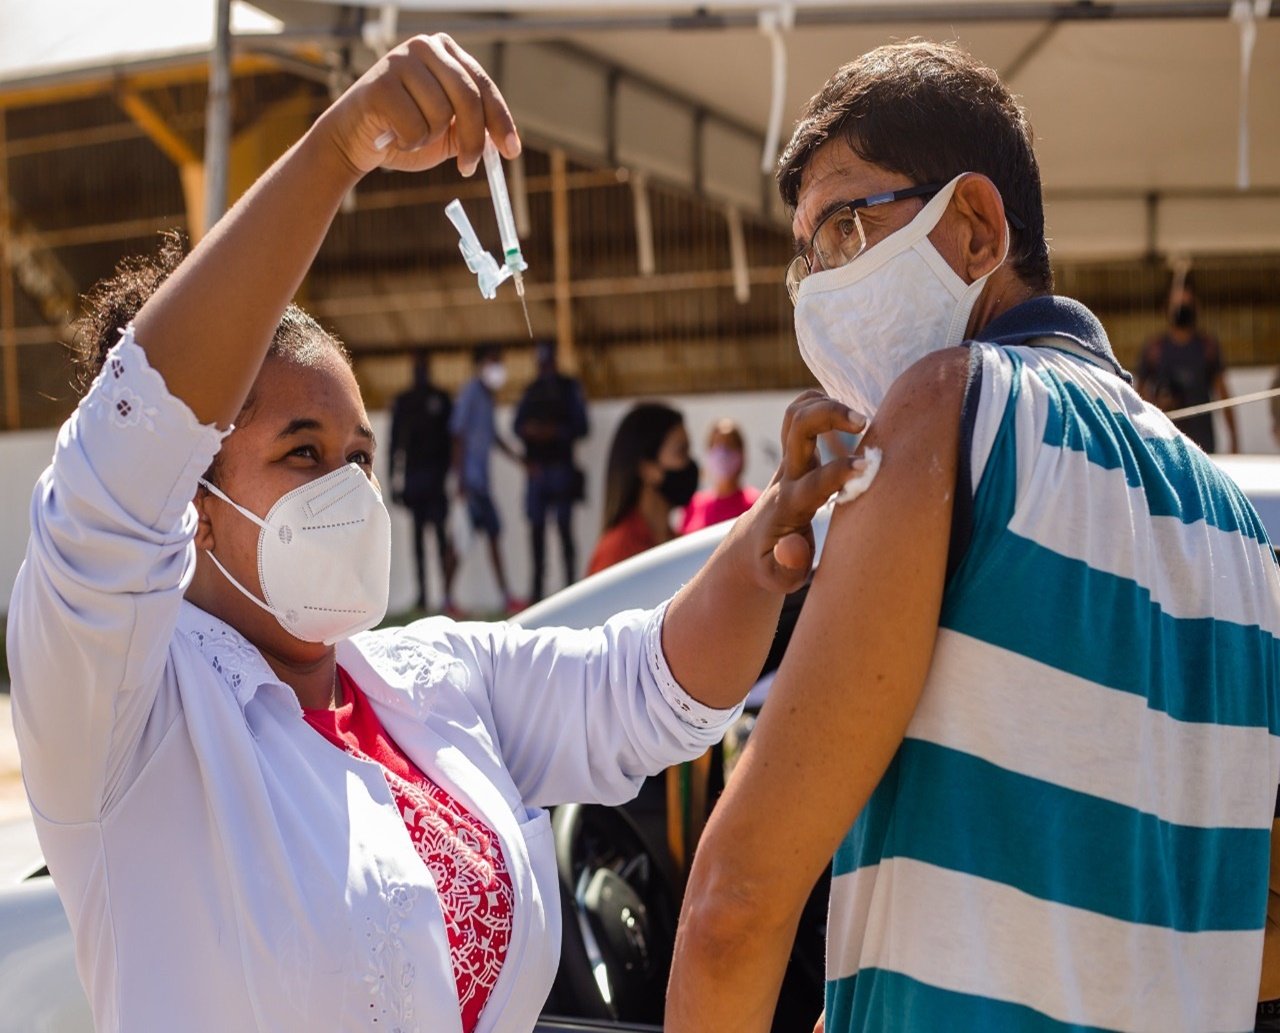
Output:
[
  {"xmin": 193, "ymin": 485, "xmax": 216, "ymax": 552},
  {"xmin": 942, "ymin": 173, "xmax": 1009, "ymax": 283}
]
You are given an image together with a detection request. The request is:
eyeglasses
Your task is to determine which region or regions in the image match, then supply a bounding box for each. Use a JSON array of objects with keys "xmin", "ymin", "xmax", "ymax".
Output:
[{"xmin": 785, "ymin": 183, "xmax": 945, "ymax": 304}]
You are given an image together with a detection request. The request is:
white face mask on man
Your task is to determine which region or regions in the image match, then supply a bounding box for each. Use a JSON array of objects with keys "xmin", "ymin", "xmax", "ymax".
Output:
[
  {"xmin": 198, "ymin": 463, "xmax": 392, "ymax": 646},
  {"xmin": 792, "ymin": 173, "xmax": 1009, "ymax": 419}
]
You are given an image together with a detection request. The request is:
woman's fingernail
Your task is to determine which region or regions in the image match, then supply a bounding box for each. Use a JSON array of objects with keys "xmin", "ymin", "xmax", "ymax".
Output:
[
  {"xmin": 504, "ymin": 131, "xmax": 521, "ymax": 155},
  {"xmin": 460, "ymin": 156, "xmax": 479, "ymax": 177}
]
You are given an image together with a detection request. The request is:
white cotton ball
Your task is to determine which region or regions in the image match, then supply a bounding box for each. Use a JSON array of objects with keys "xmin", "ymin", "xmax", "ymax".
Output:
[{"xmin": 835, "ymin": 446, "xmax": 882, "ymax": 504}]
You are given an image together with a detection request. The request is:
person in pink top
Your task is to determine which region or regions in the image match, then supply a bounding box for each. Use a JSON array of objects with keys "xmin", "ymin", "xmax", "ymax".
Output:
[{"xmin": 681, "ymin": 419, "xmax": 761, "ymax": 534}]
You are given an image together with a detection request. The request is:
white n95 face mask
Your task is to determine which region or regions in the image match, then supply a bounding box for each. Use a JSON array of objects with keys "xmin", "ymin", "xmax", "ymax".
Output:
[
  {"xmin": 480, "ymin": 362, "xmax": 507, "ymax": 391},
  {"xmin": 198, "ymin": 463, "xmax": 391, "ymax": 645},
  {"xmin": 793, "ymin": 173, "xmax": 1009, "ymax": 418}
]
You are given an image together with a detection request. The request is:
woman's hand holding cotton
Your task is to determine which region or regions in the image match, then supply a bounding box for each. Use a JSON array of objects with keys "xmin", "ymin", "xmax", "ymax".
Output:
[{"xmin": 745, "ymin": 391, "xmax": 867, "ymax": 593}]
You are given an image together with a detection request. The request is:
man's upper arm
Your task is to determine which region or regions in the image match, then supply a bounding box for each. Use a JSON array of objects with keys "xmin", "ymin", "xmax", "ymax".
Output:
[
  {"xmin": 689, "ymin": 348, "xmax": 969, "ymax": 911},
  {"xmin": 1207, "ymin": 336, "xmax": 1225, "ymax": 380},
  {"xmin": 512, "ymin": 389, "xmax": 532, "ymax": 439}
]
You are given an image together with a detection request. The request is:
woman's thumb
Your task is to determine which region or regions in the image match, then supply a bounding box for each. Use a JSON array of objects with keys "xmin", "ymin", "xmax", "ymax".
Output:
[{"xmin": 772, "ymin": 532, "xmax": 812, "ymax": 572}]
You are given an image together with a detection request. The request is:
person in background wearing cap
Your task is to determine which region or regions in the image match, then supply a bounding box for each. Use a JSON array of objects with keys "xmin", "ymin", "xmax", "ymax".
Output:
[
  {"xmin": 514, "ymin": 340, "xmax": 588, "ymax": 602},
  {"xmin": 681, "ymin": 418, "xmax": 760, "ymax": 535},
  {"xmin": 667, "ymin": 39, "xmax": 1280, "ymax": 1033},
  {"xmin": 450, "ymin": 342, "xmax": 523, "ymax": 615}
]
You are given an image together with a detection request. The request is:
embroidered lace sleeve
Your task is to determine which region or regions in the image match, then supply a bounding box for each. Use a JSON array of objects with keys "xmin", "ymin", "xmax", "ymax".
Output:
[
  {"xmin": 79, "ymin": 326, "xmax": 231, "ymax": 529},
  {"xmin": 642, "ymin": 598, "xmax": 742, "ymax": 731},
  {"xmin": 9, "ymin": 325, "xmax": 230, "ymax": 823},
  {"xmin": 432, "ymin": 603, "xmax": 743, "ymax": 809}
]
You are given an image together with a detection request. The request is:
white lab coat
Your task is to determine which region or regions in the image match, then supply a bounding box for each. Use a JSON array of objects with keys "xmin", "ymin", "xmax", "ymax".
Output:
[{"xmin": 8, "ymin": 331, "xmax": 738, "ymax": 1033}]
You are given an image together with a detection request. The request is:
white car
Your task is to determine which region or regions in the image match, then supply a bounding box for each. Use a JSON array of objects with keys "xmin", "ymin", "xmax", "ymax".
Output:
[{"xmin": 2, "ymin": 455, "xmax": 1277, "ymax": 1033}]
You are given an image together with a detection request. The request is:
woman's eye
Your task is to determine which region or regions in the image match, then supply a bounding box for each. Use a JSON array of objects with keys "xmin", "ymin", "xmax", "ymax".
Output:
[
  {"xmin": 290, "ymin": 445, "xmax": 319, "ymax": 461},
  {"xmin": 349, "ymin": 451, "xmax": 374, "ymax": 467}
]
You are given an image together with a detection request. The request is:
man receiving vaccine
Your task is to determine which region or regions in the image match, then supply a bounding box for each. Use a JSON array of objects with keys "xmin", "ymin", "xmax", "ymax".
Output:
[{"xmin": 667, "ymin": 40, "xmax": 1280, "ymax": 1033}]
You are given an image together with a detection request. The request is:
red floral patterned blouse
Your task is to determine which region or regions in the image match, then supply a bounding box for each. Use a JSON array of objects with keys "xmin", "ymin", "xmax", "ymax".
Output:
[{"xmin": 304, "ymin": 668, "xmax": 514, "ymax": 1032}]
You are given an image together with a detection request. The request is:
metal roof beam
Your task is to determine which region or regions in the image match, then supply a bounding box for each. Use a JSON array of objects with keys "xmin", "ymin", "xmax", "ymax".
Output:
[{"xmin": 269, "ymin": 2, "xmax": 1279, "ymax": 39}]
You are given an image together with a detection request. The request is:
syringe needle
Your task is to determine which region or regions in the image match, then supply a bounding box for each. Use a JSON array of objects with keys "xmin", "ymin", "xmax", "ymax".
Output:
[{"xmin": 515, "ymin": 275, "xmax": 533, "ymax": 338}]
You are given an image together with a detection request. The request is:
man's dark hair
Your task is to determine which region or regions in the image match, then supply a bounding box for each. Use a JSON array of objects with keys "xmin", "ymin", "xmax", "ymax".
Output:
[
  {"xmin": 778, "ymin": 39, "xmax": 1053, "ymax": 292},
  {"xmin": 473, "ymin": 342, "xmax": 502, "ymax": 366}
]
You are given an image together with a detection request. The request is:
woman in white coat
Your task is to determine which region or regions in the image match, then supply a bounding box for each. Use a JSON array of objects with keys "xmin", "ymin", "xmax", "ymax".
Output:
[{"xmin": 8, "ymin": 35, "xmax": 863, "ymax": 1033}]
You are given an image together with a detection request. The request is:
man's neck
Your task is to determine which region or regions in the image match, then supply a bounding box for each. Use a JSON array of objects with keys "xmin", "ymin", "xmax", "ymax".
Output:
[{"xmin": 967, "ymin": 271, "xmax": 1041, "ymax": 339}]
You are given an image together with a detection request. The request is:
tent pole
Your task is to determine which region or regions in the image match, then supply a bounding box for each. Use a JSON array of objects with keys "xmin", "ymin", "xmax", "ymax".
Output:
[
  {"xmin": 551, "ymin": 148, "xmax": 577, "ymax": 374},
  {"xmin": 204, "ymin": 0, "xmax": 233, "ymax": 235},
  {"xmin": 357, "ymin": 2, "xmax": 1277, "ymax": 39}
]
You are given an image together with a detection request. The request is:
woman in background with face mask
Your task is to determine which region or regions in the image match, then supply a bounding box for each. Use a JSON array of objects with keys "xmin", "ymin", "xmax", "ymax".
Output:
[
  {"xmin": 587, "ymin": 403, "xmax": 698, "ymax": 575},
  {"xmin": 7, "ymin": 36, "xmax": 863, "ymax": 1033},
  {"xmin": 680, "ymin": 419, "xmax": 760, "ymax": 535}
]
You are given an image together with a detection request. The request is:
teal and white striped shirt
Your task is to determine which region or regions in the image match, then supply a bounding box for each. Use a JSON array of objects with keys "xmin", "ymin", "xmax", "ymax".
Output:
[{"xmin": 825, "ymin": 298, "xmax": 1280, "ymax": 1033}]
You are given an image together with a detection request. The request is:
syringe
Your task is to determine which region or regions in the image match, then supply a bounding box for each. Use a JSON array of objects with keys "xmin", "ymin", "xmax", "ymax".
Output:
[
  {"xmin": 444, "ymin": 199, "xmax": 509, "ymax": 300},
  {"xmin": 481, "ymin": 136, "xmax": 532, "ymax": 337}
]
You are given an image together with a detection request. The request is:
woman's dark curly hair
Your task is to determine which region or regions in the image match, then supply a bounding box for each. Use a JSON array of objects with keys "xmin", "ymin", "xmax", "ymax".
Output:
[{"xmin": 70, "ymin": 231, "xmax": 351, "ymax": 402}]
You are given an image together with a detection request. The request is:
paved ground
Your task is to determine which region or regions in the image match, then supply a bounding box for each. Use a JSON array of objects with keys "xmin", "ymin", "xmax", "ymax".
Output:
[{"xmin": 0, "ymin": 690, "xmax": 31, "ymax": 825}]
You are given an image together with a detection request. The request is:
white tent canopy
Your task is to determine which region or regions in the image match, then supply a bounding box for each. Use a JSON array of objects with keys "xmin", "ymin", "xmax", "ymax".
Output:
[
  {"xmin": 0, "ymin": 0, "xmax": 283, "ymax": 85},
  {"xmin": 2, "ymin": 1, "xmax": 1276, "ymax": 259},
  {"xmin": 255, "ymin": 0, "xmax": 1280, "ymax": 259}
]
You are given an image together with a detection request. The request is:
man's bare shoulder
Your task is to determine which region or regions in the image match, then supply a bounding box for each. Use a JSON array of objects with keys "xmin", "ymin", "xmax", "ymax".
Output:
[
  {"xmin": 820, "ymin": 347, "xmax": 968, "ymax": 557},
  {"xmin": 865, "ymin": 346, "xmax": 970, "ymax": 444}
]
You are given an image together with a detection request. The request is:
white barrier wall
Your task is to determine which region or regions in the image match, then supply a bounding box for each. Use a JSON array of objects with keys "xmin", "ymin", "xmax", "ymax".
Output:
[
  {"xmin": 402, "ymin": 389, "xmax": 805, "ymax": 616},
  {"xmin": 1, "ymin": 371, "xmax": 1277, "ymax": 618}
]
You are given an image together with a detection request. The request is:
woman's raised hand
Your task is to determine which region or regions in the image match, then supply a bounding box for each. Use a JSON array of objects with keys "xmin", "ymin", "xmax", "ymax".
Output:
[
  {"xmin": 744, "ymin": 391, "xmax": 868, "ymax": 593},
  {"xmin": 317, "ymin": 34, "xmax": 521, "ymax": 178}
]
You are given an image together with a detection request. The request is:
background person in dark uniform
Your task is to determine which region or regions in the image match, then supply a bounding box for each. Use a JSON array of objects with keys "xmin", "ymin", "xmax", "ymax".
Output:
[
  {"xmin": 514, "ymin": 340, "xmax": 589, "ymax": 602},
  {"xmin": 389, "ymin": 350, "xmax": 457, "ymax": 614},
  {"xmin": 1136, "ymin": 283, "xmax": 1238, "ymax": 453}
]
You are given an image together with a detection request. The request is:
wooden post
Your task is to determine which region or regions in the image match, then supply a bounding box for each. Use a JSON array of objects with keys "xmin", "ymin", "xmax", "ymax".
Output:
[
  {"xmin": 116, "ymin": 89, "xmax": 207, "ymax": 240},
  {"xmin": 0, "ymin": 109, "xmax": 19, "ymax": 430},
  {"xmin": 550, "ymin": 148, "xmax": 576, "ymax": 373}
]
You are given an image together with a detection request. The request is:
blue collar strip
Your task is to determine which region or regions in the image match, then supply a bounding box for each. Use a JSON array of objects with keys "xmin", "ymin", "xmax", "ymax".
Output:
[{"xmin": 974, "ymin": 295, "xmax": 1131, "ymax": 384}]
